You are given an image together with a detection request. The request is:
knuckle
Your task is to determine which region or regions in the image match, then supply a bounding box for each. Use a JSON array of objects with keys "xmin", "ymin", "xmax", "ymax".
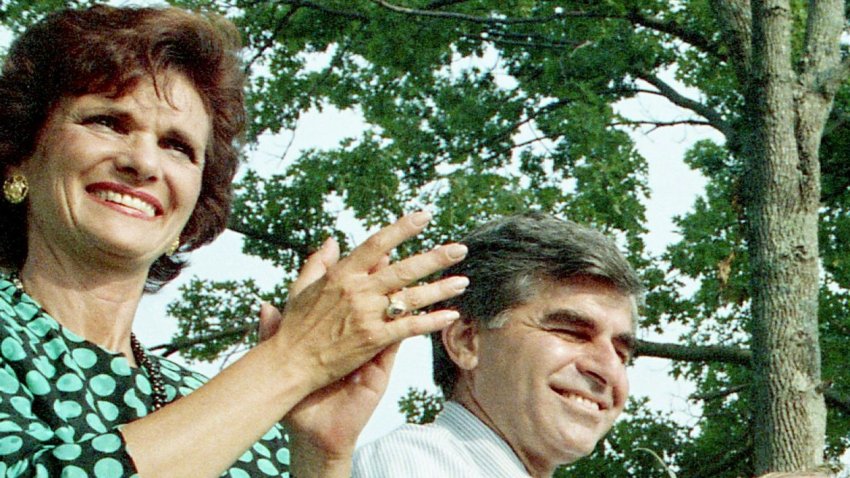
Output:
[
  {"xmin": 403, "ymin": 317, "xmax": 429, "ymax": 337},
  {"xmin": 393, "ymin": 265, "xmax": 417, "ymax": 284},
  {"xmin": 359, "ymin": 323, "xmax": 383, "ymax": 345},
  {"xmin": 324, "ymin": 266, "xmax": 345, "ymax": 285},
  {"xmin": 363, "ymin": 233, "xmax": 390, "ymax": 255},
  {"xmin": 405, "ymin": 293, "xmax": 424, "ymax": 310}
]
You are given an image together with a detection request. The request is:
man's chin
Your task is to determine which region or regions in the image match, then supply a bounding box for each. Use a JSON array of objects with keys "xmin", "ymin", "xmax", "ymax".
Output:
[{"xmin": 555, "ymin": 431, "xmax": 606, "ymax": 462}]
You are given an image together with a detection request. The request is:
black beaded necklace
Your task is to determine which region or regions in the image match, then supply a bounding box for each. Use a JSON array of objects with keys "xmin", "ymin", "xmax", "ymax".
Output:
[
  {"xmin": 9, "ymin": 272, "xmax": 168, "ymax": 411},
  {"xmin": 129, "ymin": 333, "xmax": 168, "ymax": 411}
]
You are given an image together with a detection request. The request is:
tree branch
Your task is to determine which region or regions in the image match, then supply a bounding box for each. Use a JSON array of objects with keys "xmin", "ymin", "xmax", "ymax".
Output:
[
  {"xmin": 244, "ymin": 5, "xmax": 300, "ymax": 72},
  {"xmin": 612, "ymin": 119, "xmax": 713, "ymax": 130},
  {"xmin": 424, "ymin": 0, "xmax": 469, "ymax": 10},
  {"xmin": 824, "ymin": 388, "xmax": 850, "ymax": 415},
  {"xmin": 275, "ymin": 0, "xmax": 369, "ymax": 21},
  {"xmin": 150, "ymin": 329, "xmax": 850, "ymax": 416},
  {"xmin": 635, "ymin": 339, "xmax": 752, "ymax": 365},
  {"xmin": 690, "ymin": 384, "xmax": 748, "ymax": 402},
  {"xmin": 368, "ymin": 0, "xmax": 563, "ymax": 25},
  {"xmin": 816, "ymin": 55, "xmax": 850, "ymax": 97},
  {"xmin": 226, "ymin": 219, "xmax": 311, "ymax": 259},
  {"xmin": 708, "ymin": 0, "xmax": 753, "ymax": 79},
  {"xmin": 150, "ymin": 324, "xmax": 253, "ymax": 357},
  {"xmin": 639, "ymin": 74, "xmax": 732, "ymax": 137},
  {"xmin": 691, "ymin": 441, "xmax": 753, "ymax": 478},
  {"xmin": 687, "ymin": 382, "xmax": 850, "ymax": 416},
  {"xmin": 800, "ymin": 0, "xmax": 845, "ymax": 94},
  {"xmin": 625, "ymin": 9, "xmax": 725, "ymax": 60}
]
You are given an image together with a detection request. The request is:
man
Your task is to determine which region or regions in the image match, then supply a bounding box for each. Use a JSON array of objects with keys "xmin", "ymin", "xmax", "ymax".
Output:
[{"xmin": 352, "ymin": 213, "xmax": 642, "ymax": 478}]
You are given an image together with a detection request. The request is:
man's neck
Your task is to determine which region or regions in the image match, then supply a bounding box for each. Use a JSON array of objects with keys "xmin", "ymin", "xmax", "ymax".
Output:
[{"xmin": 452, "ymin": 384, "xmax": 556, "ymax": 478}]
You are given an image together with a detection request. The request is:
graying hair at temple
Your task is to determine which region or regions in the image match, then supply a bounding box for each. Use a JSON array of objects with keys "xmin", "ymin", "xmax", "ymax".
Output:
[{"xmin": 430, "ymin": 212, "xmax": 644, "ymax": 397}]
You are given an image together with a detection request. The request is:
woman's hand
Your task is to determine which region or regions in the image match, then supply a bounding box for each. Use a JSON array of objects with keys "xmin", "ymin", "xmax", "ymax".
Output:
[
  {"xmin": 259, "ymin": 212, "xmax": 468, "ymax": 476},
  {"xmin": 260, "ymin": 303, "xmax": 403, "ymax": 477},
  {"xmin": 269, "ymin": 211, "xmax": 467, "ymax": 392}
]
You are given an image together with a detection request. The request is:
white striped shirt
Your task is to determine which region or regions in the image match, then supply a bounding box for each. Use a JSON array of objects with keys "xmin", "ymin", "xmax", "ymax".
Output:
[{"xmin": 352, "ymin": 401, "xmax": 530, "ymax": 477}]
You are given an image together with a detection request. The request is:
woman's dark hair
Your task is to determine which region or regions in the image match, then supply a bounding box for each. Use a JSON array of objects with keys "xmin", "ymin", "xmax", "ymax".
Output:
[{"xmin": 0, "ymin": 5, "xmax": 246, "ymax": 291}]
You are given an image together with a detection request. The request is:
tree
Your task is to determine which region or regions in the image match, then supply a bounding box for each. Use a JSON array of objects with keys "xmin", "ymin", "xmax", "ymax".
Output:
[{"xmin": 3, "ymin": 0, "xmax": 849, "ymax": 475}]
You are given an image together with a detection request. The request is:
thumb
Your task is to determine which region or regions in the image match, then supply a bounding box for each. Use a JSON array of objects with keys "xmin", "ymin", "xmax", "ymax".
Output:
[
  {"xmin": 258, "ymin": 302, "xmax": 283, "ymax": 342},
  {"xmin": 290, "ymin": 237, "xmax": 340, "ymax": 298}
]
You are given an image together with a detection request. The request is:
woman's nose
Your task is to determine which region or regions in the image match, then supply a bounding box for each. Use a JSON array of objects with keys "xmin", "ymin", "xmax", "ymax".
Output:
[{"xmin": 115, "ymin": 134, "xmax": 162, "ymax": 182}]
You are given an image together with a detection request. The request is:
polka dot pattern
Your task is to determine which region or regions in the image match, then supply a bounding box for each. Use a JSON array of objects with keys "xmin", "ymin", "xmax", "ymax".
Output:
[{"xmin": 0, "ymin": 275, "xmax": 290, "ymax": 476}]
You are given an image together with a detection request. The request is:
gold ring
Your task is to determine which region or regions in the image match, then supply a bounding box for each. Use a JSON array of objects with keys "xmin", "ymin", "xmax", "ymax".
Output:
[{"xmin": 385, "ymin": 298, "xmax": 408, "ymax": 319}]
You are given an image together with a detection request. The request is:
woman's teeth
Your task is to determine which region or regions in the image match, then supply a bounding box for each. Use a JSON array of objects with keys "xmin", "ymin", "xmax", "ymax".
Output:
[{"xmin": 94, "ymin": 190, "xmax": 156, "ymax": 217}]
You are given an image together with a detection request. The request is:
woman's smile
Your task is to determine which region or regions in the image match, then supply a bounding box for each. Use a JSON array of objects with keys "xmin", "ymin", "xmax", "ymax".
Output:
[
  {"xmin": 20, "ymin": 73, "xmax": 209, "ymax": 264},
  {"xmin": 87, "ymin": 182, "xmax": 164, "ymax": 220}
]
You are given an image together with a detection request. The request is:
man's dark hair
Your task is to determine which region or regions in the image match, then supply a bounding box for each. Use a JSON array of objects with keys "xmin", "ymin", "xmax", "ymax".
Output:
[{"xmin": 431, "ymin": 212, "xmax": 643, "ymax": 397}]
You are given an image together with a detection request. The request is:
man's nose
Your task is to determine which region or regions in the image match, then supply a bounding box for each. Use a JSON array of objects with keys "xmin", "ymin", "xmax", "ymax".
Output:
[{"xmin": 576, "ymin": 342, "xmax": 621, "ymax": 389}]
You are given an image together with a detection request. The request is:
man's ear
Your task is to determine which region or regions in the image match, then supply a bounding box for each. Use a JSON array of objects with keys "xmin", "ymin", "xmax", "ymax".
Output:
[{"xmin": 442, "ymin": 318, "xmax": 479, "ymax": 371}]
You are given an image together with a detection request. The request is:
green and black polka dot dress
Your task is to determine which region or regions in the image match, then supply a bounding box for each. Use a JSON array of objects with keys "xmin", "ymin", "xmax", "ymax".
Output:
[{"xmin": 0, "ymin": 275, "xmax": 291, "ymax": 477}]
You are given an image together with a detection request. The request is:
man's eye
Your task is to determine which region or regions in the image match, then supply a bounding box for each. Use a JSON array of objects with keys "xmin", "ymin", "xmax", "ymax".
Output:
[{"xmin": 552, "ymin": 329, "xmax": 586, "ymax": 341}]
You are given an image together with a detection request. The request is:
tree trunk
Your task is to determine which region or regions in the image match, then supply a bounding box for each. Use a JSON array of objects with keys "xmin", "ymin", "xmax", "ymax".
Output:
[{"xmin": 746, "ymin": 0, "xmax": 826, "ymax": 471}]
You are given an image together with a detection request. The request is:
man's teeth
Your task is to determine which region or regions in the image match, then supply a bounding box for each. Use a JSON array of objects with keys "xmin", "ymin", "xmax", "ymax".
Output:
[
  {"xmin": 95, "ymin": 190, "xmax": 156, "ymax": 217},
  {"xmin": 563, "ymin": 392, "xmax": 601, "ymax": 411}
]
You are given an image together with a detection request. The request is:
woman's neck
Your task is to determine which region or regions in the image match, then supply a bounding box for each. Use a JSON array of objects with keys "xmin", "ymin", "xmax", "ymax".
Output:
[{"xmin": 19, "ymin": 253, "xmax": 147, "ymax": 355}]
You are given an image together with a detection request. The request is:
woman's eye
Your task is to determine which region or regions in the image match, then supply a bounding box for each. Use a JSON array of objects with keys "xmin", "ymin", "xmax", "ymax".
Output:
[
  {"xmin": 162, "ymin": 138, "xmax": 196, "ymax": 162},
  {"xmin": 84, "ymin": 115, "xmax": 123, "ymax": 132}
]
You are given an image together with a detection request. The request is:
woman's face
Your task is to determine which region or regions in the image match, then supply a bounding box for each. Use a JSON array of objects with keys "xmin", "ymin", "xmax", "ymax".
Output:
[{"xmin": 17, "ymin": 72, "xmax": 210, "ymax": 271}]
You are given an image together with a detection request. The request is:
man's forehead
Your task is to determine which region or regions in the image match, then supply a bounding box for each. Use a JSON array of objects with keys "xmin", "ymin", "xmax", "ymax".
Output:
[{"xmin": 525, "ymin": 275, "xmax": 637, "ymax": 331}]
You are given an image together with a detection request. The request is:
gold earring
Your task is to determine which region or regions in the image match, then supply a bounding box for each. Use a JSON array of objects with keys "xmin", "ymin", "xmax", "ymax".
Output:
[
  {"xmin": 3, "ymin": 174, "xmax": 28, "ymax": 204},
  {"xmin": 166, "ymin": 238, "xmax": 180, "ymax": 257}
]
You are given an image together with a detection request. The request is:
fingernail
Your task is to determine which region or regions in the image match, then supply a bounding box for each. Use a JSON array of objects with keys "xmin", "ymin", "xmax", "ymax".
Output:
[
  {"xmin": 445, "ymin": 244, "xmax": 468, "ymax": 260},
  {"xmin": 449, "ymin": 276, "xmax": 469, "ymax": 292},
  {"xmin": 441, "ymin": 310, "xmax": 461, "ymax": 322},
  {"xmin": 410, "ymin": 211, "xmax": 432, "ymax": 227}
]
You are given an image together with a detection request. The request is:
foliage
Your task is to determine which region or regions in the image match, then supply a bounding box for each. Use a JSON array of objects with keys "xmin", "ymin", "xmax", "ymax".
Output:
[
  {"xmin": 398, "ymin": 388, "xmax": 444, "ymax": 425},
  {"xmin": 3, "ymin": 0, "xmax": 849, "ymax": 474}
]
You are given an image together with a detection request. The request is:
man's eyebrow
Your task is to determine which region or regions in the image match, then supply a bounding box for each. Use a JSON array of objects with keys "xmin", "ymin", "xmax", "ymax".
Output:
[
  {"xmin": 539, "ymin": 310, "xmax": 598, "ymax": 330},
  {"xmin": 542, "ymin": 309, "xmax": 637, "ymax": 356},
  {"xmin": 614, "ymin": 332, "xmax": 637, "ymax": 358}
]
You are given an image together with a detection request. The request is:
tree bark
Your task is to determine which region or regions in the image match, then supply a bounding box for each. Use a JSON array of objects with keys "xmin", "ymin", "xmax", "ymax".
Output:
[{"xmin": 745, "ymin": 0, "xmax": 832, "ymax": 471}]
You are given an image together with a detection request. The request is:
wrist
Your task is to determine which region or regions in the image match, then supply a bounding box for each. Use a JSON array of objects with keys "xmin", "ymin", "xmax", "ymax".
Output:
[{"xmin": 289, "ymin": 436, "xmax": 353, "ymax": 478}]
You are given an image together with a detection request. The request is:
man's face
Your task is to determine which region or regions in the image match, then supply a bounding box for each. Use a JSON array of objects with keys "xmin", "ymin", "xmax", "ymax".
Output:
[{"xmin": 461, "ymin": 276, "xmax": 634, "ymax": 476}]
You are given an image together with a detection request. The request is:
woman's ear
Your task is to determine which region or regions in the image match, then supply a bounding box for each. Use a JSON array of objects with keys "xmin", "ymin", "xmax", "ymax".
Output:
[{"xmin": 441, "ymin": 318, "xmax": 479, "ymax": 371}]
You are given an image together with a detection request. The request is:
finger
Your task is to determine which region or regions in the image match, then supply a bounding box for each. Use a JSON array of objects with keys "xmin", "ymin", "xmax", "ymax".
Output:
[
  {"xmin": 338, "ymin": 211, "xmax": 432, "ymax": 274},
  {"xmin": 258, "ymin": 302, "xmax": 283, "ymax": 342},
  {"xmin": 368, "ymin": 254, "xmax": 391, "ymax": 275},
  {"xmin": 371, "ymin": 243, "xmax": 467, "ymax": 293},
  {"xmin": 373, "ymin": 342, "xmax": 401, "ymax": 371},
  {"xmin": 389, "ymin": 276, "xmax": 469, "ymax": 315},
  {"xmin": 290, "ymin": 237, "xmax": 340, "ymax": 297},
  {"xmin": 384, "ymin": 310, "xmax": 461, "ymax": 341},
  {"xmin": 351, "ymin": 342, "xmax": 401, "ymax": 388}
]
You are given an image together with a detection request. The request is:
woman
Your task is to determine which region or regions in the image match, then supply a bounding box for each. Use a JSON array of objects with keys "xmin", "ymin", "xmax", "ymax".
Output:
[{"xmin": 0, "ymin": 5, "xmax": 468, "ymax": 477}]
